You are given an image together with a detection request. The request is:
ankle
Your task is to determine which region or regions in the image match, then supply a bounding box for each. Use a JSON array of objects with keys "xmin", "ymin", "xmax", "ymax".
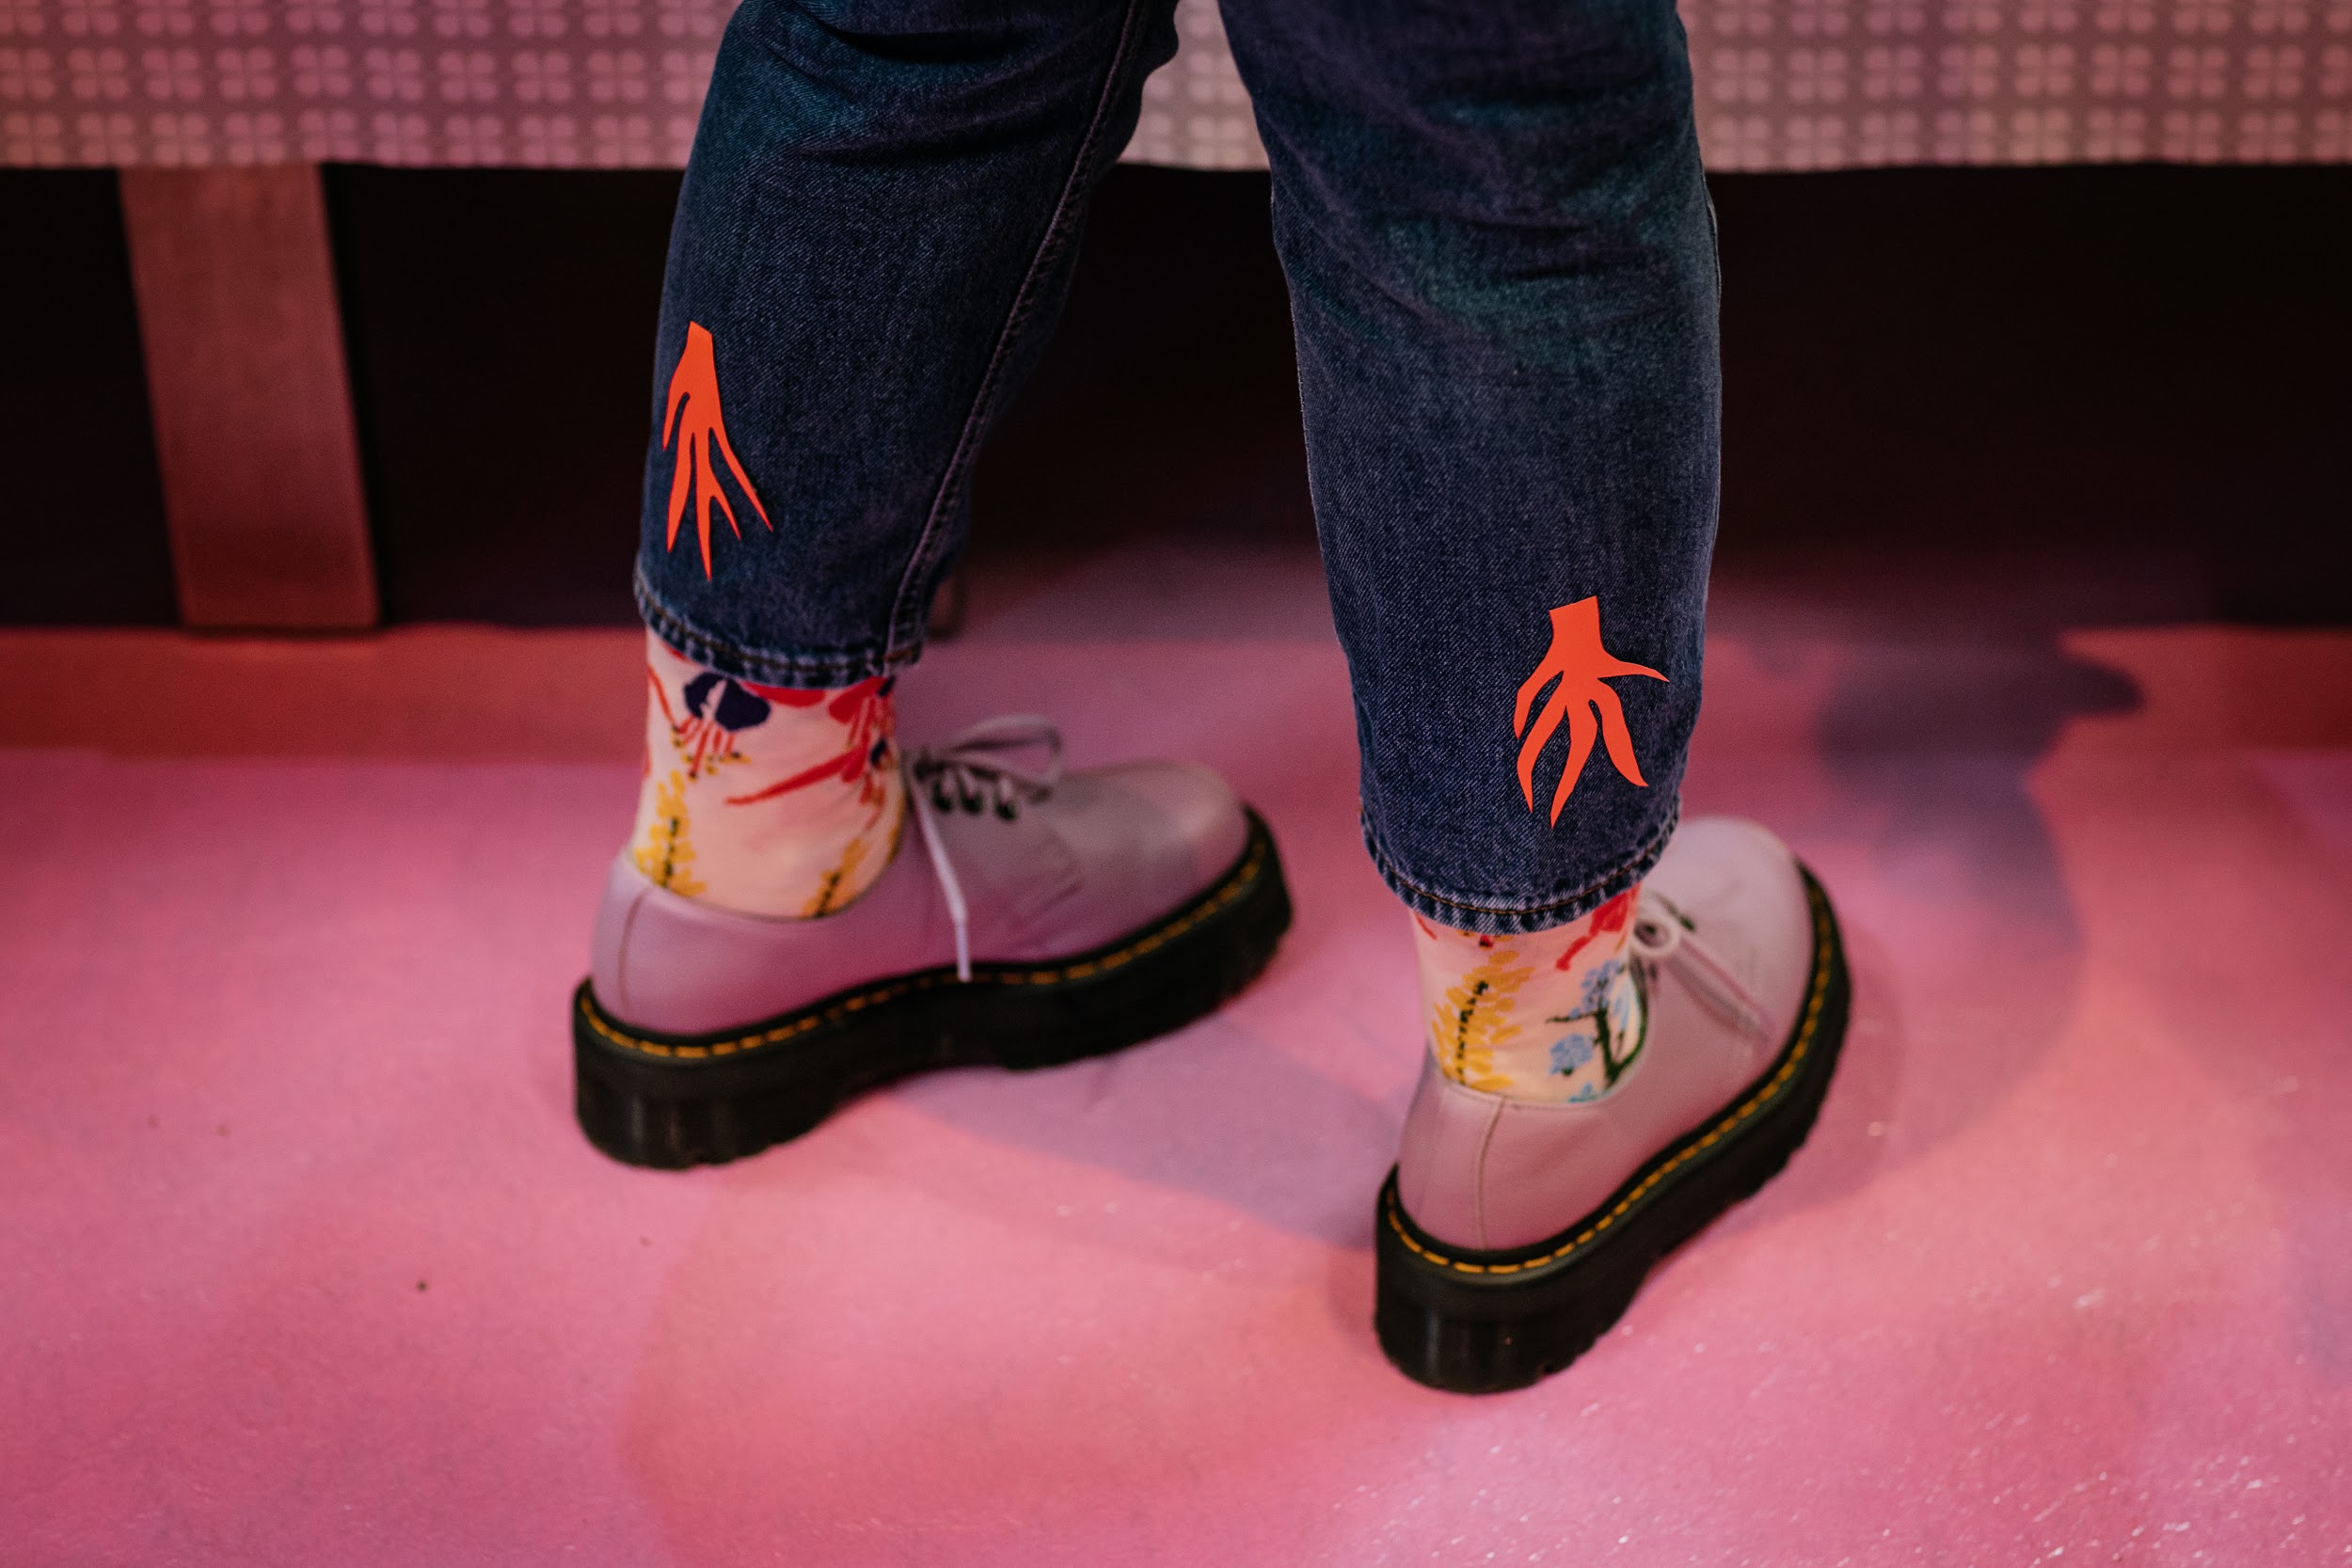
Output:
[
  {"xmin": 1413, "ymin": 888, "xmax": 1645, "ymax": 1103},
  {"xmin": 630, "ymin": 631, "xmax": 906, "ymax": 918}
]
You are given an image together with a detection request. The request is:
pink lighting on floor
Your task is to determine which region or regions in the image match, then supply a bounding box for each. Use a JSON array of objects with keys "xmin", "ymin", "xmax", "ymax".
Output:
[{"xmin": 2, "ymin": 552, "xmax": 2346, "ymax": 1562}]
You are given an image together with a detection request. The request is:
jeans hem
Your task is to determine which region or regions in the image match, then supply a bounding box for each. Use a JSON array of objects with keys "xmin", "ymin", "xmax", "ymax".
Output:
[
  {"xmin": 636, "ymin": 568, "xmax": 918, "ymax": 689},
  {"xmin": 1364, "ymin": 800, "xmax": 1682, "ymax": 937}
]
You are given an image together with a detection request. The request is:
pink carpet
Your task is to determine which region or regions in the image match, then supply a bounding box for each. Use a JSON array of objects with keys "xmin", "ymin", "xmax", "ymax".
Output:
[{"xmin": 4, "ymin": 546, "xmax": 2347, "ymax": 1564}]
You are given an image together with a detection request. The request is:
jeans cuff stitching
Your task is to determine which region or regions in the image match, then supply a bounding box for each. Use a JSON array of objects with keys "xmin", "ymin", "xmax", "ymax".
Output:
[
  {"xmin": 1364, "ymin": 801, "xmax": 1682, "ymax": 935},
  {"xmin": 637, "ymin": 569, "xmax": 910, "ymax": 686}
]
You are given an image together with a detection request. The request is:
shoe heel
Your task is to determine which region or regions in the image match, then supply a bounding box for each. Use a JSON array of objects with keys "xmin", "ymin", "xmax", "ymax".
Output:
[
  {"xmin": 572, "ymin": 980, "xmax": 879, "ymax": 1168},
  {"xmin": 1374, "ymin": 866, "xmax": 1851, "ymax": 1393},
  {"xmin": 1371, "ymin": 1107, "xmax": 1811, "ymax": 1394},
  {"xmin": 1375, "ymin": 1211, "xmax": 1649, "ymax": 1392},
  {"xmin": 573, "ymin": 1022, "xmax": 842, "ymax": 1168}
]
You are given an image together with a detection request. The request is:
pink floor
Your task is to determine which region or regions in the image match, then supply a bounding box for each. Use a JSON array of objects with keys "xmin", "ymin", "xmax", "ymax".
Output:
[{"xmin": 4, "ymin": 545, "xmax": 2349, "ymax": 1564}]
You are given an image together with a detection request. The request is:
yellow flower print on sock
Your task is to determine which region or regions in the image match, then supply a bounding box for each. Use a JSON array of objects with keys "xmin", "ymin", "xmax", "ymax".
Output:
[
  {"xmin": 634, "ymin": 769, "xmax": 707, "ymax": 897},
  {"xmin": 1411, "ymin": 891, "xmax": 1648, "ymax": 1105},
  {"xmin": 799, "ymin": 833, "xmax": 867, "ymax": 918},
  {"xmin": 1433, "ymin": 943, "xmax": 1533, "ymax": 1094}
]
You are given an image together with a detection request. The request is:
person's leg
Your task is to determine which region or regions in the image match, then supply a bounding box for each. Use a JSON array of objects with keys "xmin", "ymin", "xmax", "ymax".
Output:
[
  {"xmin": 627, "ymin": 0, "xmax": 1173, "ymax": 917},
  {"xmin": 1225, "ymin": 0, "xmax": 1717, "ymax": 934},
  {"xmin": 578, "ymin": 0, "xmax": 1293, "ymax": 1168},
  {"xmin": 1219, "ymin": 0, "xmax": 1849, "ymax": 1388}
]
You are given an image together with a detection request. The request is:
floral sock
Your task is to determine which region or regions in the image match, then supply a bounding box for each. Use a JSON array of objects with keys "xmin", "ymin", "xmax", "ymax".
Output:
[
  {"xmin": 629, "ymin": 631, "xmax": 906, "ymax": 918},
  {"xmin": 1414, "ymin": 888, "xmax": 1647, "ymax": 1103}
]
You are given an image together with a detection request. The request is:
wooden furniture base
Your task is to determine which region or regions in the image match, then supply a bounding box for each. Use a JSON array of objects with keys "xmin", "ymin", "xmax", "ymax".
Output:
[{"xmin": 119, "ymin": 164, "xmax": 377, "ymax": 630}]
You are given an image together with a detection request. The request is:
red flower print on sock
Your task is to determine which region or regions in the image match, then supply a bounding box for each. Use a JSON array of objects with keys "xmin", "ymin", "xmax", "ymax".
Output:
[
  {"xmin": 1513, "ymin": 597, "xmax": 1666, "ymax": 826},
  {"xmin": 649, "ymin": 663, "xmax": 753, "ymax": 780},
  {"xmin": 1552, "ymin": 888, "xmax": 1635, "ymax": 970},
  {"xmin": 725, "ymin": 676, "xmax": 895, "ymax": 807},
  {"xmin": 663, "ymin": 321, "xmax": 771, "ymax": 578}
]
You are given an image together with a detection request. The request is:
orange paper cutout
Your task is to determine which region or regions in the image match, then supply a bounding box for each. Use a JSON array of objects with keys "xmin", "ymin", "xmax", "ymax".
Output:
[
  {"xmin": 1512, "ymin": 597, "xmax": 1666, "ymax": 825},
  {"xmin": 663, "ymin": 321, "xmax": 771, "ymax": 578}
]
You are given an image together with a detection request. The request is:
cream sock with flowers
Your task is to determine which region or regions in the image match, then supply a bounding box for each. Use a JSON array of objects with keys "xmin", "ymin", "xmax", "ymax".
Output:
[
  {"xmin": 1414, "ymin": 889, "xmax": 1647, "ymax": 1103},
  {"xmin": 630, "ymin": 631, "xmax": 906, "ymax": 917}
]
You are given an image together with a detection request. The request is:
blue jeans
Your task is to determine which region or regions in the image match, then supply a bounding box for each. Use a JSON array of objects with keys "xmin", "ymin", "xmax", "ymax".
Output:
[{"xmin": 636, "ymin": 0, "xmax": 1721, "ymax": 935}]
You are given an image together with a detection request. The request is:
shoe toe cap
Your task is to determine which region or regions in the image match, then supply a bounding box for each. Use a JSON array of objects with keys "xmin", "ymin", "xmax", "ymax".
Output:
[{"xmin": 1089, "ymin": 759, "xmax": 1251, "ymax": 893}]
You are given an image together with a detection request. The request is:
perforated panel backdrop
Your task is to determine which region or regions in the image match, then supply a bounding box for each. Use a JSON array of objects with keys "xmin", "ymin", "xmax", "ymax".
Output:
[{"xmin": 2, "ymin": 0, "xmax": 2346, "ymax": 170}]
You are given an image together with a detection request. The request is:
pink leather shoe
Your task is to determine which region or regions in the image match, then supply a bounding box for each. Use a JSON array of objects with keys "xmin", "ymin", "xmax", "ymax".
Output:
[
  {"xmin": 1375, "ymin": 817, "xmax": 1851, "ymax": 1392},
  {"xmin": 573, "ymin": 720, "xmax": 1290, "ymax": 1167}
]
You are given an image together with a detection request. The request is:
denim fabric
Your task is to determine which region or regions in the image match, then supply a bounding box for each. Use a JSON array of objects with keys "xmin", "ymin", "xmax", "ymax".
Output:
[{"xmin": 637, "ymin": 0, "xmax": 1721, "ymax": 934}]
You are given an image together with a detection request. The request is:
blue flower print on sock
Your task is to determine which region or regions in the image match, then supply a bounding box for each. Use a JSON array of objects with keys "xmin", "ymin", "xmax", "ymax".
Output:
[
  {"xmin": 1575, "ymin": 957, "xmax": 1624, "ymax": 1018},
  {"xmin": 682, "ymin": 671, "xmax": 773, "ymax": 732},
  {"xmin": 1549, "ymin": 1025, "xmax": 1597, "ymax": 1078}
]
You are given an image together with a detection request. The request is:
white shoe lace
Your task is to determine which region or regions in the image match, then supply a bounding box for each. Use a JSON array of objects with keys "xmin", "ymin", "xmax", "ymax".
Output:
[
  {"xmin": 903, "ymin": 718, "xmax": 1064, "ymax": 984},
  {"xmin": 1628, "ymin": 890, "xmax": 1770, "ymax": 1041}
]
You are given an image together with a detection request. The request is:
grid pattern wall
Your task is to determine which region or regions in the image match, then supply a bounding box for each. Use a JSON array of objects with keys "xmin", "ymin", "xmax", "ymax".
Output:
[{"xmin": 3, "ymin": 0, "xmax": 2347, "ymax": 168}]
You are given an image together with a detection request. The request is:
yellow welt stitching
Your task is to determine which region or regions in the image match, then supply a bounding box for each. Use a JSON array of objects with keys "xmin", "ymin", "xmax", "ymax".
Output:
[
  {"xmin": 1390, "ymin": 884, "xmax": 1837, "ymax": 1277},
  {"xmin": 584, "ymin": 833, "xmax": 1270, "ymax": 1059}
]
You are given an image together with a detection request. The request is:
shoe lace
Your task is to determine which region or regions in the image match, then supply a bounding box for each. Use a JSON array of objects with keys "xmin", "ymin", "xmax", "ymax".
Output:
[
  {"xmin": 1627, "ymin": 890, "xmax": 1769, "ymax": 1041},
  {"xmin": 902, "ymin": 718, "xmax": 1064, "ymax": 985}
]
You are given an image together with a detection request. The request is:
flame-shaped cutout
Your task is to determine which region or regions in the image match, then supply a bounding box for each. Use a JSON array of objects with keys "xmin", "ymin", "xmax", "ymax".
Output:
[
  {"xmin": 1511, "ymin": 597, "xmax": 1667, "ymax": 826},
  {"xmin": 663, "ymin": 321, "xmax": 771, "ymax": 578}
]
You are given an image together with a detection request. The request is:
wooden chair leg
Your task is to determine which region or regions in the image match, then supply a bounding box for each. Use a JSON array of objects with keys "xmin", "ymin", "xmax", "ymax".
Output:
[{"xmin": 119, "ymin": 164, "xmax": 378, "ymax": 631}]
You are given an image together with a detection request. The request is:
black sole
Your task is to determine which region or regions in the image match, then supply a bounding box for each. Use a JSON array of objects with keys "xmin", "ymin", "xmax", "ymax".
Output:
[
  {"xmin": 1374, "ymin": 865, "xmax": 1852, "ymax": 1394},
  {"xmin": 573, "ymin": 810, "xmax": 1293, "ymax": 1169}
]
